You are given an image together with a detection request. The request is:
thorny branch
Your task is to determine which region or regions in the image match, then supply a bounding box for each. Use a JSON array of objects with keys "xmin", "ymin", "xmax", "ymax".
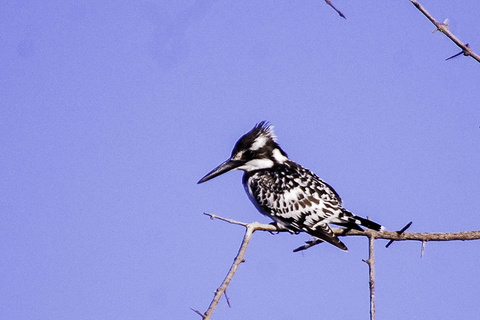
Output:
[
  {"xmin": 322, "ymin": 0, "xmax": 480, "ymax": 63},
  {"xmin": 362, "ymin": 234, "xmax": 376, "ymax": 320},
  {"xmin": 193, "ymin": 213, "xmax": 480, "ymax": 319},
  {"xmin": 410, "ymin": 0, "xmax": 480, "ymax": 63}
]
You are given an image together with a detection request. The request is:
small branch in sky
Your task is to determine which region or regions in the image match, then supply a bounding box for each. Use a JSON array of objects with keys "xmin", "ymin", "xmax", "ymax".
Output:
[
  {"xmin": 324, "ymin": 0, "xmax": 346, "ymax": 19},
  {"xmin": 409, "ymin": 0, "xmax": 480, "ymax": 63}
]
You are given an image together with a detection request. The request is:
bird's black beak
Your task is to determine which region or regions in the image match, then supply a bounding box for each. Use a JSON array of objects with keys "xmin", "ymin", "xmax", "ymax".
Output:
[{"xmin": 197, "ymin": 159, "xmax": 244, "ymax": 184}]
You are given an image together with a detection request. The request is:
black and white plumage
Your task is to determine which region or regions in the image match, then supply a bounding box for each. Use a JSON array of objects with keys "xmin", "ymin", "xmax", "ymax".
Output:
[{"xmin": 198, "ymin": 121, "xmax": 384, "ymax": 251}]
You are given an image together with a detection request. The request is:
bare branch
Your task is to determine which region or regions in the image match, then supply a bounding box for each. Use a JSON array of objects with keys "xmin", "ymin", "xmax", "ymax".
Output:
[
  {"xmin": 344, "ymin": 228, "xmax": 480, "ymax": 242},
  {"xmin": 196, "ymin": 217, "xmax": 270, "ymax": 319},
  {"xmin": 195, "ymin": 214, "xmax": 480, "ymax": 319},
  {"xmin": 362, "ymin": 235, "xmax": 376, "ymax": 320},
  {"xmin": 205, "ymin": 214, "xmax": 480, "ymax": 242},
  {"xmin": 204, "ymin": 212, "xmax": 250, "ymax": 228},
  {"xmin": 409, "ymin": 0, "xmax": 480, "ymax": 63}
]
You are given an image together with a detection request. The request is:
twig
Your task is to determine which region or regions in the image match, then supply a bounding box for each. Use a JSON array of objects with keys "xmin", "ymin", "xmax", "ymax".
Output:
[
  {"xmin": 197, "ymin": 215, "xmax": 269, "ymax": 319},
  {"xmin": 409, "ymin": 0, "xmax": 480, "ymax": 63},
  {"xmin": 324, "ymin": 0, "xmax": 346, "ymax": 19}
]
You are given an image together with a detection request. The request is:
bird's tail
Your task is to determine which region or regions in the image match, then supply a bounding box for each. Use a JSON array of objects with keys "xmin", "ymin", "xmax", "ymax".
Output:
[
  {"xmin": 342, "ymin": 209, "xmax": 385, "ymax": 231},
  {"xmin": 307, "ymin": 223, "xmax": 348, "ymax": 251}
]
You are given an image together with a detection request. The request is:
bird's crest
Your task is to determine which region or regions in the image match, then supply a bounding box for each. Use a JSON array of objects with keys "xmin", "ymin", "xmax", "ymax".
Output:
[
  {"xmin": 231, "ymin": 121, "xmax": 277, "ymax": 156},
  {"xmin": 252, "ymin": 121, "xmax": 277, "ymax": 142}
]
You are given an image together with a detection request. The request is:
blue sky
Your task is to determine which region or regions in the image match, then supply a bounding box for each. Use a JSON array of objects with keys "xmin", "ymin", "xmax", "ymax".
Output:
[{"xmin": 1, "ymin": 1, "xmax": 479, "ymax": 319}]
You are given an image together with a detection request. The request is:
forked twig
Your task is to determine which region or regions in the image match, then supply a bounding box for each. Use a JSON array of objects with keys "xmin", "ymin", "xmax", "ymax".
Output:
[{"xmin": 197, "ymin": 214, "xmax": 274, "ymax": 319}]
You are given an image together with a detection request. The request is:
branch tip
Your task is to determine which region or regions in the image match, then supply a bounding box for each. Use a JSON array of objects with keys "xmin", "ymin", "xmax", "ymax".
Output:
[{"xmin": 324, "ymin": 0, "xmax": 346, "ymax": 19}]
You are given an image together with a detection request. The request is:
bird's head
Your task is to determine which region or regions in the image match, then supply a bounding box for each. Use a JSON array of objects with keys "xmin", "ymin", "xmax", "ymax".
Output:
[{"xmin": 198, "ymin": 121, "xmax": 289, "ymax": 184}]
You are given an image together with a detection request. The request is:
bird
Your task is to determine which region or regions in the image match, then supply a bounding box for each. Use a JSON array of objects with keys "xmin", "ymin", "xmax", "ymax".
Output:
[{"xmin": 198, "ymin": 121, "xmax": 384, "ymax": 251}]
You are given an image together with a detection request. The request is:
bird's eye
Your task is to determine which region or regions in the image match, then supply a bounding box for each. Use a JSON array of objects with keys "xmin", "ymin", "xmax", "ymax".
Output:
[{"xmin": 243, "ymin": 150, "xmax": 254, "ymax": 159}]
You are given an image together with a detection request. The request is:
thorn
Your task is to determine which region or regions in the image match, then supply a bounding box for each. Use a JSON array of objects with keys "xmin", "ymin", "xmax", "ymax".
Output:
[
  {"xmin": 190, "ymin": 308, "xmax": 206, "ymax": 318},
  {"xmin": 446, "ymin": 43, "xmax": 470, "ymax": 61},
  {"xmin": 385, "ymin": 221, "xmax": 413, "ymax": 248},
  {"xmin": 398, "ymin": 221, "xmax": 413, "ymax": 235},
  {"xmin": 446, "ymin": 51, "xmax": 463, "ymax": 61},
  {"xmin": 385, "ymin": 240, "xmax": 394, "ymax": 248},
  {"xmin": 224, "ymin": 289, "xmax": 232, "ymax": 308},
  {"xmin": 433, "ymin": 18, "xmax": 449, "ymax": 33}
]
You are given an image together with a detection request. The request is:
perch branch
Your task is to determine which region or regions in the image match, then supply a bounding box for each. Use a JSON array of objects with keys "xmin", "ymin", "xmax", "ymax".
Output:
[
  {"xmin": 409, "ymin": 0, "xmax": 480, "ymax": 63},
  {"xmin": 343, "ymin": 228, "xmax": 480, "ymax": 242},
  {"xmin": 194, "ymin": 213, "xmax": 480, "ymax": 319},
  {"xmin": 204, "ymin": 214, "xmax": 480, "ymax": 242}
]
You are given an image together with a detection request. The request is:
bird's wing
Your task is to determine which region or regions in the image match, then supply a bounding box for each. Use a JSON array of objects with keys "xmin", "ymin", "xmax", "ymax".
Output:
[{"xmin": 306, "ymin": 223, "xmax": 348, "ymax": 251}]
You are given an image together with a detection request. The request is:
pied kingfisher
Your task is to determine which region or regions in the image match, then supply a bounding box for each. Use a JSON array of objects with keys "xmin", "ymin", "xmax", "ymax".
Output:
[{"xmin": 198, "ymin": 121, "xmax": 384, "ymax": 251}]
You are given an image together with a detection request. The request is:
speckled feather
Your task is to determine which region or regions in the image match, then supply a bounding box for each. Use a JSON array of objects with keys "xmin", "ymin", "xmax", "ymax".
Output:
[{"xmin": 243, "ymin": 160, "xmax": 351, "ymax": 250}]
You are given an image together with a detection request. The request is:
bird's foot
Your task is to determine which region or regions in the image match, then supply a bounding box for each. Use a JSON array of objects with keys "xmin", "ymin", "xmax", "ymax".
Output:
[{"xmin": 268, "ymin": 222, "xmax": 296, "ymax": 234}]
